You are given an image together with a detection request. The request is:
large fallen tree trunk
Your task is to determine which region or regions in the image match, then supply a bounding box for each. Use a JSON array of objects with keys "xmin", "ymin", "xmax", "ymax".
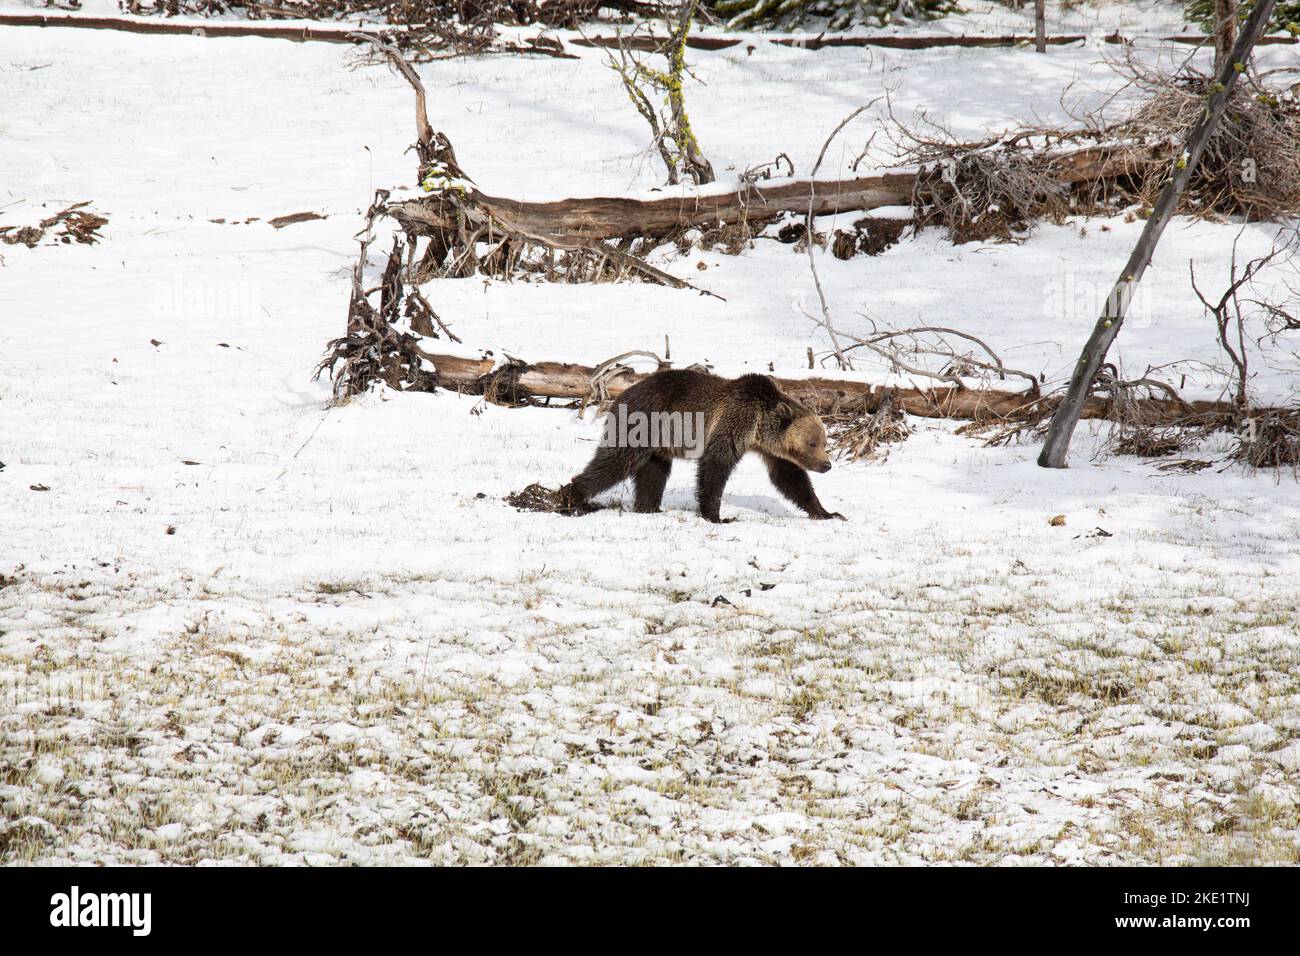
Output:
[
  {"xmin": 0, "ymin": 13, "xmax": 577, "ymax": 56},
  {"xmin": 421, "ymin": 350, "xmax": 1239, "ymax": 426},
  {"xmin": 570, "ymin": 33, "xmax": 1092, "ymax": 52},
  {"xmin": 389, "ymin": 143, "xmax": 1136, "ymax": 247},
  {"xmin": 0, "ymin": 13, "xmax": 366, "ymax": 42},
  {"xmin": 566, "ymin": 32, "xmax": 1298, "ymax": 52},
  {"xmin": 6, "ymin": 16, "xmax": 1295, "ymax": 51}
]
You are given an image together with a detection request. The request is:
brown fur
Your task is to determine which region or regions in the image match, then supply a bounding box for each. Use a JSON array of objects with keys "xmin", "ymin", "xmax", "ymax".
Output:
[{"xmin": 563, "ymin": 370, "xmax": 845, "ymax": 522}]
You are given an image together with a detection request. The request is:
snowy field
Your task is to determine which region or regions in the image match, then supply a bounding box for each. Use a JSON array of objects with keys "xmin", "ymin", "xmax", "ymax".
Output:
[{"xmin": 2, "ymin": 9, "xmax": 1300, "ymax": 865}]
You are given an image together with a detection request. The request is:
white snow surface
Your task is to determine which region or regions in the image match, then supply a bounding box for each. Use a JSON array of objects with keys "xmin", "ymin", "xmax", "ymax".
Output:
[{"xmin": 2, "ymin": 17, "xmax": 1300, "ymax": 865}]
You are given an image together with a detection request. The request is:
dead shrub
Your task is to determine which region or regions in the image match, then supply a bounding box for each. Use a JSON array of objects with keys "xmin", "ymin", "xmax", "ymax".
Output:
[{"xmin": 1231, "ymin": 410, "xmax": 1300, "ymax": 469}]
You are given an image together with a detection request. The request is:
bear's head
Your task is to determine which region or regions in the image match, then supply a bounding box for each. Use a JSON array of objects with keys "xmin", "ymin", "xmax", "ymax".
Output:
[{"xmin": 775, "ymin": 399, "xmax": 832, "ymax": 473}]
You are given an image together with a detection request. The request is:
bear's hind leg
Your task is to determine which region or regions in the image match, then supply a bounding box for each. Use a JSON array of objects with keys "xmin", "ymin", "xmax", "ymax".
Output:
[
  {"xmin": 696, "ymin": 439, "xmax": 744, "ymax": 523},
  {"xmin": 633, "ymin": 454, "xmax": 672, "ymax": 513},
  {"xmin": 564, "ymin": 445, "xmax": 647, "ymax": 512}
]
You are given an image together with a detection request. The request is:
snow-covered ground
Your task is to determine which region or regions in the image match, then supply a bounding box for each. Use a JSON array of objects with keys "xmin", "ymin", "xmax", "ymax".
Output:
[{"xmin": 2, "ymin": 13, "xmax": 1299, "ymax": 865}]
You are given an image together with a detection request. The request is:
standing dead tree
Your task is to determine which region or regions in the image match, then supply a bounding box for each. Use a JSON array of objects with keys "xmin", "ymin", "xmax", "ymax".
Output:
[
  {"xmin": 603, "ymin": 0, "xmax": 715, "ymax": 186},
  {"xmin": 1036, "ymin": 0, "xmax": 1278, "ymax": 468}
]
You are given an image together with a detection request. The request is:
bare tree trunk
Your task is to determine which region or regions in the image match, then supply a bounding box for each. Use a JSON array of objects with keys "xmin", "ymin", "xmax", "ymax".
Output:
[
  {"xmin": 1037, "ymin": 0, "xmax": 1277, "ymax": 469},
  {"xmin": 1035, "ymin": 0, "xmax": 1047, "ymax": 53},
  {"xmin": 1214, "ymin": 0, "xmax": 1238, "ymax": 72}
]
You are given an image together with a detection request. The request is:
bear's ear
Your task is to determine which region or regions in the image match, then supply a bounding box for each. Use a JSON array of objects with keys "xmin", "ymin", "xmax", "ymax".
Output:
[{"xmin": 774, "ymin": 400, "xmax": 797, "ymax": 426}]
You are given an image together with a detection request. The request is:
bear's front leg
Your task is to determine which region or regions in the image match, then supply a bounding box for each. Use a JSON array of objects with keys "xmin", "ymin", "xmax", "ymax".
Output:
[{"xmin": 762, "ymin": 453, "xmax": 847, "ymax": 520}]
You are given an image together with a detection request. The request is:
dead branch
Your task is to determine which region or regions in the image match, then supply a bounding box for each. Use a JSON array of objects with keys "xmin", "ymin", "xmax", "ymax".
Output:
[
  {"xmin": 1188, "ymin": 229, "xmax": 1299, "ymax": 442},
  {"xmin": 800, "ymin": 310, "xmax": 1042, "ymax": 397},
  {"xmin": 314, "ymin": 191, "xmax": 455, "ymax": 399},
  {"xmin": 805, "ymin": 104, "xmax": 876, "ymax": 371}
]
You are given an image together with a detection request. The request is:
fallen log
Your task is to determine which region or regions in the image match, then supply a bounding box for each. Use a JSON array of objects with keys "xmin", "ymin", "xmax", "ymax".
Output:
[
  {"xmin": 768, "ymin": 32, "xmax": 1296, "ymax": 49},
  {"xmin": 424, "ymin": 351, "xmax": 1238, "ymax": 427},
  {"xmin": 0, "ymin": 13, "xmax": 578, "ymax": 56},
  {"xmin": 1105, "ymin": 31, "xmax": 1298, "ymax": 46},
  {"xmin": 389, "ymin": 143, "xmax": 1135, "ymax": 247},
  {"xmin": 0, "ymin": 13, "xmax": 364, "ymax": 42},
  {"xmin": 9, "ymin": 16, "xmax": 1292, "ymax": 52},
  {"xmin": 563, "ymin": 31, "xmax": 1297, "ymax": 53},
  {"xmin": 769, "ymin": 33, "xmax": 1087, "ymax": 49},
  {"xmin": 388, "ymin": 174, "xmax": 912, "ymax": 246},
  {"xmin": 0, "ymin": 18, "xmax": 1092, "ymax": 49},
  {"xmin": 565, "ymin": 32, "xmax": 1297, "ymax": 52},
  {"xmin": 570, "ymin": 34, "xmax": 743, "ymax": 52}
]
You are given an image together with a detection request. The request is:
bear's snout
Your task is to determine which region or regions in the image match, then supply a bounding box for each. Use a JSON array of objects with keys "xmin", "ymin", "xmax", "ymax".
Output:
[{"xmin": 815, "ymin": 461, "xmax": 832, "ymax": 473}]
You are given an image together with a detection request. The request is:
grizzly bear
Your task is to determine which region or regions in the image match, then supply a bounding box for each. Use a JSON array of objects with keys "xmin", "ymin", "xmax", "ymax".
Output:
[{"xmin": 562, "ymin": 369, "xmax": 845, "ymax": 523}]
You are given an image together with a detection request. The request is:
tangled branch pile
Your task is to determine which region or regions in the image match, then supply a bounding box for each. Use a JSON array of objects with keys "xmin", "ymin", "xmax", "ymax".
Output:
[
  {"xmin": 1233, "ymin": 409, "xmax": 1300, "ymax": 468},
  {"xmin": 905, "ymin": 133, "xmax": 1129, "ymax": 244},
  {"xmin": 118, "ymin": 0, "xmax": 644, "ymax": 22},
  {"xmin": 896, "ymin": 53, "xmax": 1300, "ymax": 242},
  {"xmin": 827, "ymin": 389, "xmax": 913, "ymax": 461},
  {"xmin": 0, "ymin": 202, "xmax": 108, "ymax": 248},
  {"xmin": 704, "ymin": 0, "xmax": 958, "ymax": 31},
  {"xmin": 1114, "ymin": 55, "xmax": 1300, "ymax": 221},
  {"xmin": 316, "ymin": 191, "xmax": 463, "ymax": 400}
]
